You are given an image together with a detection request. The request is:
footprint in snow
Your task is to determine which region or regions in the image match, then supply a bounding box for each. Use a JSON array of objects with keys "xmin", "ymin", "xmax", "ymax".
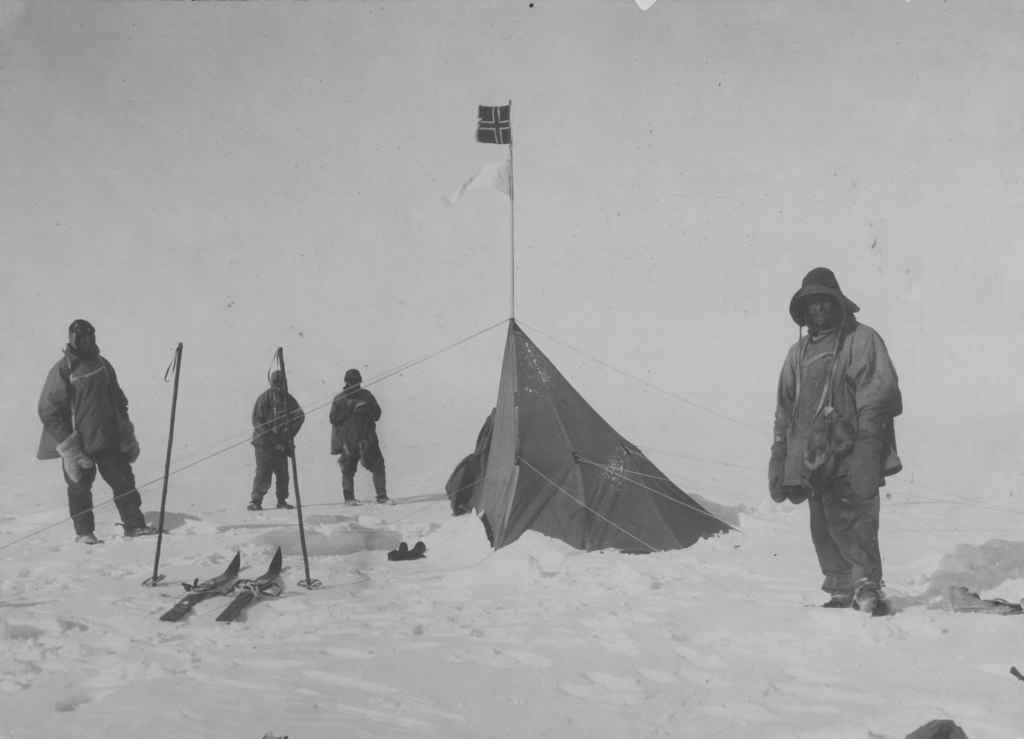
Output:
[
  {"xmin": 446, "ymin": 648, "xmax": 551, "ymax": 668},
  {"xmin": 672, "ymin": 643, "xmax": 726, "ymax": 669},
  {"xmin": 556, "ymin": 671, "xmax": 644, "ymax": 705}
]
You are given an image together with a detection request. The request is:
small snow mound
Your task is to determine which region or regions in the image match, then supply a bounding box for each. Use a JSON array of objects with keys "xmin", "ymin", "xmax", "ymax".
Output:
[{"xmin": 503, "ymin": 531, "xmax": 579, "ymax": 573}]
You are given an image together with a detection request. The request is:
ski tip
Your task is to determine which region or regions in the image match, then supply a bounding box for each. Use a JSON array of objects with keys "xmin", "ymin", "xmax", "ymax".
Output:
[
  {"xmin": 227, "ymin": 551, "xmax": 242, "ymax": 573},
  {"xmin": 271, "ymin": 546, "xmax": 283, "ymax": 567}
]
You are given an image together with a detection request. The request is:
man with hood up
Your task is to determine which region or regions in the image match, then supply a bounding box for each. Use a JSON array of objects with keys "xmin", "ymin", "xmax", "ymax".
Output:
[
  {"xmin": 770, "ymin": 268, "xmax": 902, "ymax": 615},
  {"xmin": 37, "ymin": 319, "xmax": 156, "ymax": 543},
  {"xmin": 329, "ymin": 369, "xmax": 393, "ymax": 506},
  {"xmin": 248, "ymin": 370, "xmax": 305, "ymax": 511}
]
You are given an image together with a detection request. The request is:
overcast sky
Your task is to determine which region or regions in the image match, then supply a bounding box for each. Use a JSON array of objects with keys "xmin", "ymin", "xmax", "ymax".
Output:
[{"xmin": 3, "ymin": 1, "xmax": 1022, "ymax": 500}]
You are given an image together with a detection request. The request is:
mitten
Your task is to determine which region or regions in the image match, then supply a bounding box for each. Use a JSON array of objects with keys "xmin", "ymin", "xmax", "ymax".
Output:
[
  {"xmin": 56, "ymin": 431, "xmax": 94, "ymax": 482},
  {"xmin": 119, "ymin": 419, "xmax": 140, "ymax": 464},
  {"xmin": 847, "ymin": 432, "xmax": 883, "ymax": 501},
  {"xmin": 768, "ymin": 442, "xmax": 787, "ymax": 502}
]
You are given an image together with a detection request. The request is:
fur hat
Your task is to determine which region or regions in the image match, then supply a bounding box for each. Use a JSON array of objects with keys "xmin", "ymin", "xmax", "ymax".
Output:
[
  {"xmin": 344, "ymin": 369, "xmax": 362, "ymax": 385},
  {"xmin": 68, "ymin": 319, "xmax": 95, "ymax": 338},
  {"xmin": 788, "ymin": 267, "xmax": 860, "ymax": 326},
  {"xmin": 68, "ymin": 319, "xmax": 96, "ymax": 354}
]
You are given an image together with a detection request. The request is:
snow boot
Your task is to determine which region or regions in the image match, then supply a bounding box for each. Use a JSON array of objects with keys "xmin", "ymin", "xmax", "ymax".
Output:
[
  {"xmin": 854, "ymin": 582, "xmax": 892, "ymax": 616},
  {"xmin": 123, "ymin": 524, "xmax": 158, "ymax": 538},
  {"xmin": 822, "ymin": 593, "xmax": 853, "ymax": 608}
]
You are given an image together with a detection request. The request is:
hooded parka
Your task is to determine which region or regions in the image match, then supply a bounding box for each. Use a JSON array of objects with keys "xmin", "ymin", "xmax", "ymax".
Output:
[{"xmin": 37, "ymin": 347, "xmax": 131, "ymax": 459}]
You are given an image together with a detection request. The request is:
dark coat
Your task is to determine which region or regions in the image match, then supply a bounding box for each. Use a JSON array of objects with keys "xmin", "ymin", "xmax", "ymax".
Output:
[
  {"xmin": 329, "ymin": 385, "xmax": 382, "ymax": 456},
  {"xmin": 251, "ymin": 387, "xmax": 305, "ymax": 448},
  {"xmin": 37, "ymin": 347, "xmax": 130, "ymax": 459},
  {"xmin": 773, "ymin": 320, "xmax": 902, "ymax": 489}
]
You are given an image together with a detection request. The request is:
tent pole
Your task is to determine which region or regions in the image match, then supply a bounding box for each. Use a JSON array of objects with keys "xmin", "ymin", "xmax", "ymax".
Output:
[{"xmin": 508, "ymin": 99, "xmax": 515, "ymax": 320}]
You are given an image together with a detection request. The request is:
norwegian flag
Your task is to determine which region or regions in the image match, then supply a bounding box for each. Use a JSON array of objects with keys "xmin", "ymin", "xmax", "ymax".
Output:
[{"xmin": 476, "ymin": 104, "xmax": 511, "ymax": 144}]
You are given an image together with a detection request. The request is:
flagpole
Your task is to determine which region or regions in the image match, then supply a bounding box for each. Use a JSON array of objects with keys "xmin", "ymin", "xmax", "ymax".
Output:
[{"xmin": 508, "ymin": 99, "xmax": 515, "ymax": 320}]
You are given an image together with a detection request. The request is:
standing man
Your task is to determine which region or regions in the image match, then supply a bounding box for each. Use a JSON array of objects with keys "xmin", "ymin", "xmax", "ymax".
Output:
[
  {"xmin": 248, "ymin": 370, "xmax": 305, "ymax": 511},
  {"xmin": 329, "ymin": 369, "xmax": 393, "ymax": 506},
  {"xmin": 37, "ymin": 319, "xmax": 157, "ymax": 543},
  {"xmin": 770, "ymin": 268, "xmax": 902, "ymax": 615}
]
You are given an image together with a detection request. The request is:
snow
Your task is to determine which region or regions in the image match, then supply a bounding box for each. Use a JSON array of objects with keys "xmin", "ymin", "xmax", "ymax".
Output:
[
  {"xmin": 6, "ymin": 2, "xmax": 1024, "ymax": 737},
  {"xmin": 3, "ymin": 451, "xmax": 1024, "ymax": 738}
]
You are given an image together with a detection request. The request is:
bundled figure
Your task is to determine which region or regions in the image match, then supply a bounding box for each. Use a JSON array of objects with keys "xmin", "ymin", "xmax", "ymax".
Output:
[
  {"xmin": 37, "ymin": 319, "xmax": 157, "ymax": 543},
  {"xmin": 769, "ymin": 268, "xmax": 902, "ymax": 615},
  {"xmin": 248, "ymin": 370, "xmax": 305, "ymax": 511},
  {"xmin": 329, "ymin": 369, "xmax": 393, "ymax": 506}
]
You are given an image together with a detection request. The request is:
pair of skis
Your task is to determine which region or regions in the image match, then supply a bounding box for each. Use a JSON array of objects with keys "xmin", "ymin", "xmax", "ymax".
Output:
[{"xmin": 159, "ymin": 547, "xmax": 283, "ymax": 623}]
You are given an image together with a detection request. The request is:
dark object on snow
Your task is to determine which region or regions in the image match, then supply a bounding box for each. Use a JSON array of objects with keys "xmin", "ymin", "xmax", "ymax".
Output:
[
  {"xmin": 388, "ymin": 541, "xmax": 426, "ymax": 561},
  {"xmin": 216, "ymin": 547, "xmax": 283, "ymax": 622},
  {"xmin": 444, "ymin": 320, "xmax": 731, "ymax": 552},
  {"xmin": 905, "ymin": 718, "xmax": 968, "ymax": 739},
  {"xmin": 1011, "ymin": 666, "xmax": 1024, "ymax": 682},
  {"xmin": 947, "ymin": 586, "xmax": 1023, "ymax": 615},
  {"xmin": 445, "ymin": 410, "xmax": 494, "ymax": 516},
  {"xmin": 159, "ymin": 551, "xmax": 241, "ymax": 622}
]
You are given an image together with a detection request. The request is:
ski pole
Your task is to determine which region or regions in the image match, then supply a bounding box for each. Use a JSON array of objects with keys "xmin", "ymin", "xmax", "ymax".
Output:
[
  {"xmin": 144, "ymin": 342, "xmax": 183, "ymax": 587},
  {"xmin": 274, "ymin": 348, "xmax": 321, "ymax": 589}
]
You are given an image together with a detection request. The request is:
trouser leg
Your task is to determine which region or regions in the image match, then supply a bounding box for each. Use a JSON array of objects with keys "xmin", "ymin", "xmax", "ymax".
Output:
[
  {"xmin": 810, "ymin": 481, "xmax": 882, "ymax": 595},
  {"xmin": 65, "ymin": 463, "xmax": 97, "ymax": 536},
  {"xmin": 339, "ymin": 456, "xmax": 357, "ymax": 500},
  {"xmin": 273, "ymin": 453, "xmax": 290, "ymax": 502},
  {"xmin": 361, "ymin": 445, "xmax": 387, "ymax": 499},
  {"xmin": 94, "ymin": 450, "xmax": 146, "ymax": 530},
  {"xmin": 372, "ymin": 470, "xmax": 387, "ymax": 498},
  {"xmin": 252, "ymin": 446, "xmax": 274, "ymax": 503}
]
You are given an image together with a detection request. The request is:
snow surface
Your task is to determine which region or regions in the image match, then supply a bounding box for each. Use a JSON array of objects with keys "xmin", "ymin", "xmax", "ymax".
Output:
[
  {"xmin": 3, "ymin": 442, "xmax": 1024, "ymax": 738},
  {"xmin": 5, "ymin": 2, "xmax": 1024, "ymax": 737}
]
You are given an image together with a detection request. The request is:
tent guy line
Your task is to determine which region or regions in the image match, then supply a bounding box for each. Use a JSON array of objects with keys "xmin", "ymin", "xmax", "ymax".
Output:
[
  {"xmin": 1, "ymin": 321, "xmax": 506, "ymax": 552},
  {"xmin": 148, "ymin": 316, "xmax": 764, "ymax": 486},
  {"xmin": 519, "ymin": 457, "xmax": 668, "ymax": 554},
  {"xmin": 11, "ymin": 319, "xmax": 1011, "ymax": 552},
  {"xmin": 163, "ymin": 318, "xmax": 512, "ymax": 472},
  {"xmin": 519, "ymin": 458, "xmax": 746, "ymax": 596},
  {"xmin": 519, "ymin": 320, "xmax": 768, "ymax": 436},
  {"xmin": 576, "ymin": 456, "xmax": 742, "ymax": 533}
]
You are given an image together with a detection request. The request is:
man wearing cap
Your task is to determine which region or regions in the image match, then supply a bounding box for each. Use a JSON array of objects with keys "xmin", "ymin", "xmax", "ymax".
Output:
[
  {"xmin": 37, "ymin": 320, "xmax": 156, "ymax": 543},
  {"xmin": 770, "ymin": 268, "xmax": 903, "ymax": 615},
  {"xmin": 248, "ymin": 370, "xmax": 306, "ymax": 511},
  {"xmin": 329, "ymin": 369, "xmax": 393, "ymax": 506}
]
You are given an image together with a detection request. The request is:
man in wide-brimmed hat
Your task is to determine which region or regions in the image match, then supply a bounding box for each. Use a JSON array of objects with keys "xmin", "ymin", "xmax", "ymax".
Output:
[{"xmin": 770, "ymin": 268, "xmax": 903, "ymax": 616}]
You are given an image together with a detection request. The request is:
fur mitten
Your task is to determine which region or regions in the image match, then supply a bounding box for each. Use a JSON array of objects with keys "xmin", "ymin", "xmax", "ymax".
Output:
[
  {"xmin": 56, "ymin": 431, "xmax": 94, "ymax": 482},
  {"xmin": 118, "ymin": 419, "xmax": 140, "ymax": 464}
]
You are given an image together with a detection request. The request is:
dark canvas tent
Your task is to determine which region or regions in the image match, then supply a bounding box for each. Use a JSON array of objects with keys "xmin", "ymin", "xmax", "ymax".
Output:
[{"xmin": 446, "ymin": 320, "xmax": 731, "ymax": 552}]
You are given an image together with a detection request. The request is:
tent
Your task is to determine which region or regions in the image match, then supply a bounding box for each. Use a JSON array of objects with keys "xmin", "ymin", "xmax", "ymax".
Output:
[{"xmin": 446, "ymin": 320, "xmax": 731, "ymax": 552}]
